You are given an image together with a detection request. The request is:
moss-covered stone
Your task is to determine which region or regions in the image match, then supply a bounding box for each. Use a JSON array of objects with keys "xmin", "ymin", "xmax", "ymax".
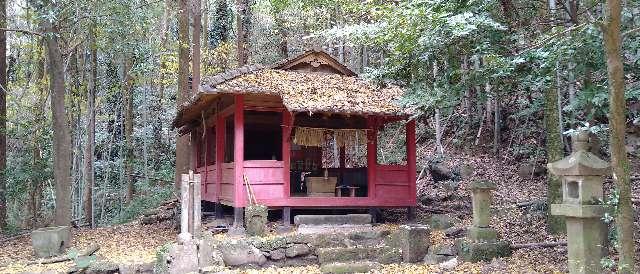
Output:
[
  {"xmin": 245, "ymin": 205, "xmax": 268, "ymax": 237},
  {"xmin": 456, "ymin": 239, "xmax": 511, "ymax": 262}
]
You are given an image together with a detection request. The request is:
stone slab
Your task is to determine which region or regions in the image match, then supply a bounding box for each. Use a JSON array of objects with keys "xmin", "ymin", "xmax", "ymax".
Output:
[
  {"xmin": 550, "ymin": 204, "xmax": 605, "ymax": 218},
  {"xmin": 296, "ymin": 224, "xmax": 372, "ymax": 235},
  {"xmin": 317, "ymin": 246, "xmax": 402, "ymax": 264},
  {"xmin": 293, "ymin": 214, "xmax": 372, "ymax": 225},
  {"xmin": 320, "ymin": 261, "xmax": 381, "ymax": 274}
]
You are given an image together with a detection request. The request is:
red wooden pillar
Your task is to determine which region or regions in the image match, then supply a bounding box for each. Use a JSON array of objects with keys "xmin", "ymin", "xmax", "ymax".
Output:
[
  {"xmin": 215, "ymin": 114, "xmax": 224, "ymax": 203},
  {"xmin": 366, "ymin": 117, "xmax": 378, "ymax": 198},
  {"xmin": 406, "ymin": 119, "xmax": 417, "ymax": 204},
  {"xmin": 233, "ymin": 95, "xmax": 245, "ymax": 207},
  {"xmin": 282, "ymin": 110, "xmax": 292, "ymax": 198}
]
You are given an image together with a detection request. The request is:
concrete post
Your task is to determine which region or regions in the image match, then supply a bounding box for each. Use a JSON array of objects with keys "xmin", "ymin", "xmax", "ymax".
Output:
[
  {"xmin": 549, "ymin": 130, "xmax": 610, "ymax": 274},
  {"xmin": 191, "ymin": 171, "xmax": 202, "ymax": 239},
  {"xmin": 178, "ymin": 173, "xmax": 192, "ymax": 244}
]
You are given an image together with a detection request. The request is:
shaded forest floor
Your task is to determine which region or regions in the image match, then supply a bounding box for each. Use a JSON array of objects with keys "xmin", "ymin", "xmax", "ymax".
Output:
[{"xmin": 1, "ymin": 149, "xmax": 638, "ymax": 273}]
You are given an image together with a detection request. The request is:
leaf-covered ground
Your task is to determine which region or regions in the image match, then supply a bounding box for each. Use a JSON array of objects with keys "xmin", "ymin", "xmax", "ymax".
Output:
[
  {"xmin": 1, "ymin": 149, "xmax": 638, "ymax": 273},
  {"xmin": 0, "ymin": 223, "xmax": 174, "ymax": 273}
]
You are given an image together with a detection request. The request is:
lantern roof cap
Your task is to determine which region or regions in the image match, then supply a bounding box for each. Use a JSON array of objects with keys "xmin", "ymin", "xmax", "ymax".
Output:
[{"xmin": 547, "ymin": 130, "xmax": 610, "ymax": 176}]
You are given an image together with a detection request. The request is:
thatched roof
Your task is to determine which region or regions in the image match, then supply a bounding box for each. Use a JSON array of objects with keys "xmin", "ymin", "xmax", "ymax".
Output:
[{"xmin": 173, "ymin": 49, "xmax": 409, "ymax": 129}]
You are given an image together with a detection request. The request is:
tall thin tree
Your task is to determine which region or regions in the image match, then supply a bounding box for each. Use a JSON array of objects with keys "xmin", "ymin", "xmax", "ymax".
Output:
[
  {"xmin": 42, "ymin": 5, "xmax": 73, "ymax": 226},
  {"xmin": 175, "ymin": 0, "xmax": 192, "ymax": 190},
  {"xmin": 602, "ymin": 0, "xmax": 636, "ymax": 272},
  {"xmin": 0, "ymin": 0, "xmax": 6, "ymax": 230},
  {"xmin": 236, "ymin": 0, "xmax": 251, "ymax": 66},
  {"xmin": 83, "ymin": 21, "xmax": 97, "ymax": 227}
]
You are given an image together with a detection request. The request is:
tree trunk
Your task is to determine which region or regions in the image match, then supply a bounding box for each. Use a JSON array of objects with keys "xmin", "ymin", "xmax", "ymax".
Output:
[
  {"xmin": 235, "ymin": 0, "xmax": 250, "ymax": 66},
  {"xmin": 0, "ymin": 0, "xmax": 6, "ymax": 230},
  {"xmin": 175, "ymin": 0, "xmax": 192, "ymax": 191},
  {"xmin": 202, "ymin": 0, "xmax": 209, "ymax": 48},
  {"xmin": 43, "ymin": 17, "xmax": 73, "ymax": 227},
  {"xmin": 494, "ymin": 95, "xmax": 500, "ymax": 155},
  {"xmin": 544, "ymin": 81, "xmax": 564, "ymax": 235},
  {"xmin": 274, "ymin": 15, "xmax": 288, "ymax": 58},
  {"xmin": 123, "ymin": 57, "xmax": 134, "ymax": 203},
  {"xmin": 603, "ymin": 0, "xmax": 636, "ymax": 272},
  {"xmin": 83, "ymin": 22, "xmax": 97, "ymax": 227},
  {"xmin": 192, "ymin": 0, "xmax": 201, "ymax": 94}
]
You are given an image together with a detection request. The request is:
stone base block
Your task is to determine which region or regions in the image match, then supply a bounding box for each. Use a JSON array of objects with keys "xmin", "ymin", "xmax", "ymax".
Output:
[
  {"xmin": 456, "ymin": 239, "xmax": 511, "ymax": 263},
  {"xmin": 31, "ymin": 226, "xmax": 71, "ymax": 258},
  {"xmin": 467, "ymin": 227, "xmax": 497, "ymax": 243},
  {"xmin": 320, "ymin": 261, "xmax": 381, "ymax": 274},
  {"xmin": 293, "ymin": 214, "xmax": 372, "ymax": 225},
  {"xmin": 245, "ymin": 205, "xmax": 268, "ymax": 236}
]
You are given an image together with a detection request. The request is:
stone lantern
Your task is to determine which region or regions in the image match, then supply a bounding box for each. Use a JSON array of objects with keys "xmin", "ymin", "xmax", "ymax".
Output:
[{"xmin": 548, "ymin": 129, "xmax": 610, "ymax": 274}]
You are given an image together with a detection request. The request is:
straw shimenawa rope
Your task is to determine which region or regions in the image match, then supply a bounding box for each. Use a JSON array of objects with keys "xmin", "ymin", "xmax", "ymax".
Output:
[{"xmin": 293, "ymin": 127, "xmax": 367, "ymax": 148}]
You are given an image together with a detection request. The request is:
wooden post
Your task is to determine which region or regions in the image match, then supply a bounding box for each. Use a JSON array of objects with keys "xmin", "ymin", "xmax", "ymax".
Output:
[
  {"xmin": 282, "ymin": 111, "xmax": 292, "ymax": 198},
  {"xmin": 406, "ymin": 119, "xmax": 417, "ymax": 204},
  {"xmin": 366, "ymin": 117, "xmax": 377, "ymax": 198},
  {"xmin": 233, "ymin": 94, "xmax": 245, "ymax": 207},
  {"xmin": 215, "ymin": 114, "xmax": 224, "ymax": 204}
]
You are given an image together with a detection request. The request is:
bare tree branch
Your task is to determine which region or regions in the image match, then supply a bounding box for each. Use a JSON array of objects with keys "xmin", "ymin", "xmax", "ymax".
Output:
[{"xmin": 0, "ymin": 28, "xmax": 43, "ymax": 37}]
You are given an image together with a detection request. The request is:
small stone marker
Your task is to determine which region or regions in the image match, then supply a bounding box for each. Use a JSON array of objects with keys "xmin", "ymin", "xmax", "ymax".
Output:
[
  {"xmin": 31, "ymin": 226, "xmax": 71, "ymax": 258},
  {"xmin": 245, "ymin": 204, "xmax": 268, "ymax": 236},
  {"xmin": 457, "ymin": 180, "xmax": 511, "ymax": 262},
  {"xmin": 398, "ymin": 224, "xmax": 430, "ymax": 263},
  {"xmin": 549, "ymin": 130, "xmax": 609, "ymax": 274}
]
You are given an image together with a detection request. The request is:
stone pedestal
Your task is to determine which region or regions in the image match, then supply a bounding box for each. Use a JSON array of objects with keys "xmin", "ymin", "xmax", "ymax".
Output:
[
  {"xmin": 31, "ymin": 226, "xmax": 71, "ymax": 258},
  {"xmin": 245, "ymin": 204, "xmax": 268, "ymax": 236},
  {"xmin": 458, "ymin": 181, "xmax": 511, "ymax": 262},
  {"xmin": 548, "ymin": 130, "xmax": 610, "ymax": 274},
  {"xmin": 398, "ymin": 224, "xmax": 430, "ymax": 263}
]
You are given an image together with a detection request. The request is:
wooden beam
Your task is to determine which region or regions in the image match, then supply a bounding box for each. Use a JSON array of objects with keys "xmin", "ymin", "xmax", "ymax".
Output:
[
  {"xmin": 233, "ymin": 95, "xmax": 245, "ymax": 207},
  {"xmin": 406, "ymin": 119, "xmax": 417, "ymax": 205},
  {"xmin": 282, "ymin": 110, "xmax": 292, "ymax": 199},
  {"xmin": 367, "ymin": 116, "xmax": 378, "ymax": 198},
  {"xmin": 215, "ymin": 114, "xmax": 224, "ymax": 203}
]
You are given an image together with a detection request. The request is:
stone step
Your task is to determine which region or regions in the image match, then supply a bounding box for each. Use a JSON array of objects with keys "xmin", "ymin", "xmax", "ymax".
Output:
[
  {"xmin": 320, "ymin": 261, "xmax": 381, "ymax": 274},
  {"xmin": 293, "ymin": 214, "xmax": 372, "ymax": 225},
  {"xmin": 316, "ymin": 246, "xmax": 402, "ymax": 265}
]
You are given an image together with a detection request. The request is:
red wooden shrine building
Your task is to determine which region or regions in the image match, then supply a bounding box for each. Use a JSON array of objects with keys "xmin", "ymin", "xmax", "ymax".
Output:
[{"xmin": 172, "ymin": 49, "xmax": 417, "ymax": 222}]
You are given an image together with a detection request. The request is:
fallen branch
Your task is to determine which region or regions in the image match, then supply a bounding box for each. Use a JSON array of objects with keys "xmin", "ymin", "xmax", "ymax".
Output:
[
  {"xmin": 510, "ymin": 241, "xmax": 567, "ymax": 250},
  {"xmin": 128, "ymin": 173, "xmax": 173, "ymax": 184},
  {"xmin": 27, "ymin": 244, "xmax": 100, "ymax": 265},
  {"xmin": 0, "ymin": 231, "xmax": 30, "ymax": 243}
]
